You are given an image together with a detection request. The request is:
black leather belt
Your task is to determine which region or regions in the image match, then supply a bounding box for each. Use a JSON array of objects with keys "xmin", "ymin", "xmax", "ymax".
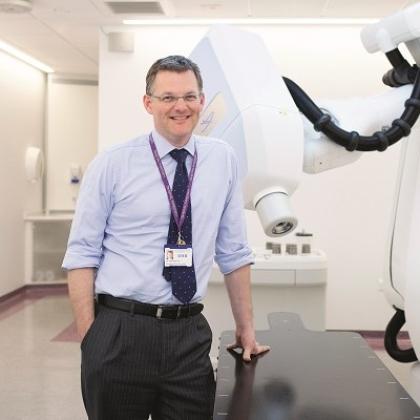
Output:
[{"xmin": 97, "ymin": 294, "xmax": 203, "ymax": 319}]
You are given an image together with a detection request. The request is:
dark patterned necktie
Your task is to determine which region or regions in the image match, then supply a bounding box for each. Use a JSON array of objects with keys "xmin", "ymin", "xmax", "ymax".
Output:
[{"xmin": 163, "ymin": 148, "xmax": 196, "ymax": 303}]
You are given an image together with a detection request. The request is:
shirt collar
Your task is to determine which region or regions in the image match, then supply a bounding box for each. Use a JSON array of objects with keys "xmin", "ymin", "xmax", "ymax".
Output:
[{"xmin": 151, "ymin": 129, "xmax": 196, "ymax": 158}]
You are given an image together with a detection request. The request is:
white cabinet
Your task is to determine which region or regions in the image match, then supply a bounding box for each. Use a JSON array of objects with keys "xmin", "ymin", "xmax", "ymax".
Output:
[{"xmin": 24, "ymin": 212, "xmax": 73, "ymax": 284}]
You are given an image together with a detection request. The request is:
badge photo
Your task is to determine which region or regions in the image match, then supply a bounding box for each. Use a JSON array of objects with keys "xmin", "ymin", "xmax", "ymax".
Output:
[{"xmin": 164, "ymin": 245, "xmax": 193, "ymax": 267}]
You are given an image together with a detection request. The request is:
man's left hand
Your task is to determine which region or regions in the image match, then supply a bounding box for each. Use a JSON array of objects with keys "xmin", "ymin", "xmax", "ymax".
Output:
[{"xmin": 227, "ymin": 328, "xmax": 270, "ymax": 362}]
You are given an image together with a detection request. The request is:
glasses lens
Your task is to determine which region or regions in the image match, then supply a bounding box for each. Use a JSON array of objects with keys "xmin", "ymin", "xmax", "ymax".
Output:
[
  {"xmin": 184, "ymin": 94, "xmax": 199, "ymax": 102},
  {"xmin": 162, "ymin": 95, "xmax": 175, "ymax": 103}
]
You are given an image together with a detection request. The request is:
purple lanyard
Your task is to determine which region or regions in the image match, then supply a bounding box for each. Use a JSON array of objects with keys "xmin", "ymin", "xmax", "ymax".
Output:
[{"xmin": 149, "ymin": 134, "xmax": 197, "ymax": 238}]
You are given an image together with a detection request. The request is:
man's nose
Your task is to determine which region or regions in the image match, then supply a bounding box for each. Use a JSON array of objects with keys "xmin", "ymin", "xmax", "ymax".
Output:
[{"xmin": 173, "ymin": 97, "xmax": 189, "ymax": 110}]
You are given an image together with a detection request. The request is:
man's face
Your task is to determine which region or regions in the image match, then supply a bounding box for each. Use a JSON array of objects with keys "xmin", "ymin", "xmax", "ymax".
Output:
[{"xmin": 143, "ymin": 70, "xmax": 205, "ymax": 147}]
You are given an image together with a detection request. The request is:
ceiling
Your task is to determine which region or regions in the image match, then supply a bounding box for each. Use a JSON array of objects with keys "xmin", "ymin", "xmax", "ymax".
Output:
[{"xmin": 0, "ymin": 0, "xmax": 418, "ymax": 76}]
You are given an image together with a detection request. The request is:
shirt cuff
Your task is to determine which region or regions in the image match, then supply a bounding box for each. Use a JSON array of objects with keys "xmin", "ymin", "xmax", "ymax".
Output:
[
  {"xmin": 215, "ymin": 247, "xmax": 255, "ymax": 275},
  {"xmin": 62, "ymin": 252, "xmax": 102, "ymax": 270}
]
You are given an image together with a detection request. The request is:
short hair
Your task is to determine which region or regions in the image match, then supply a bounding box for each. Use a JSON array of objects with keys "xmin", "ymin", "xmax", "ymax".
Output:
[{"xmin": 145, "ymin": 55, "xmax": 203, "ymax": 95}]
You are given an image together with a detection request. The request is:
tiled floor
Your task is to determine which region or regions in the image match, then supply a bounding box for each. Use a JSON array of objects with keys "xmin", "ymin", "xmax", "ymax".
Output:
[
  {"xmin": 0, "ymin": 293, "xmax": 85, "ymax": 420},
  {"xmin": 0, "ymin": 290, "xmax": 418, "ymax": 419}
]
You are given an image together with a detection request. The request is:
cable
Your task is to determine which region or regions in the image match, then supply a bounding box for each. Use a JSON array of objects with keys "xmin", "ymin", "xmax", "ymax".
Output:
[
  {"xmin": 383, "ymin": 49, "xmax": 419, "ymax": 87},
  {"xmin": 384, "ymin": 308, "xmax": 417, "ymax": 363},
  {"xmin": 283, "ymin": 65, "xmax": 420, "ymax": 152}
]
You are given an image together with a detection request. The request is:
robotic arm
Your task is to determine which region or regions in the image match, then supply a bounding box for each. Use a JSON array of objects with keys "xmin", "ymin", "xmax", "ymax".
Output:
[
  {"xmin": 190, "ymin": 3, "xmax": 420, "ymax": 367},
  {"xmin": 191, "ymin": 9, "xmax": 420, "ymax": 237},
  {"xmin": 191, "ymin": 26, "xmax": 304, "ymax": 237}
]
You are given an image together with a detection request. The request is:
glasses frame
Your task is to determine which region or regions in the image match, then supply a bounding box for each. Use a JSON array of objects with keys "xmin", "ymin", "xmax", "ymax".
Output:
[{"xmin": 149, "ymin": 92, "xmax": 203, "ymax": 105}]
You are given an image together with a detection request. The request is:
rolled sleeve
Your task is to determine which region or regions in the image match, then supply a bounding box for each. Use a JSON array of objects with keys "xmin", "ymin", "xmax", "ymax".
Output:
[
  {"xmin": 62, "ymin": 151, "xmax": 115, "ymax": 270},
  {"xmin": 214, "ymin": 148, "xmax": 254, "ymax": 275}
]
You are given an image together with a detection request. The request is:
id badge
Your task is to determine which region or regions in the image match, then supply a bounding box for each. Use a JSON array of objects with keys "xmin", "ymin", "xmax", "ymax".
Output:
[{"xmin": 164, "ymin": 244, "xmax": 193, "ymax": 267}]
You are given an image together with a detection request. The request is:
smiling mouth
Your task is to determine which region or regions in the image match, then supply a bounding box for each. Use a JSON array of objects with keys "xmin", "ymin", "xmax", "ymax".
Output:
[{"xmin": 170, "ymin": 116, "xmax": 191, "ymax": 121}]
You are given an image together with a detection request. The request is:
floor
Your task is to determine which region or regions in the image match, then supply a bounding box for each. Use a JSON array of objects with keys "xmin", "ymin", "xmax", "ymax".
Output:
[
  {"xmin": 0, "ymin": 288, "xmax": 417, "ymax": 420},
  {"xmin": 0, "ymin": 290, "xmax": 85, "ymax": 420}
]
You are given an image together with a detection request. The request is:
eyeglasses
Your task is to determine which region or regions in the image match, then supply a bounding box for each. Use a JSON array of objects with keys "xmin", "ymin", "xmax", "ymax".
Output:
[{"xmin": 150, "ymin": 93, "xmax": 201, "ymax": 104}]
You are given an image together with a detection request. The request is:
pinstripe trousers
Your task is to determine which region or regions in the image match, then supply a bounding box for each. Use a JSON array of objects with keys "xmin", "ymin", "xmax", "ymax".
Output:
[{"xmin": 80, "ymin": 304, "xmax": 215, "ymax": 420}]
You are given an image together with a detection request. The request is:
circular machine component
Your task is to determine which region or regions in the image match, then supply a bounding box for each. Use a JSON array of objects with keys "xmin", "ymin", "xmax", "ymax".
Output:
[{"xmin": 254, "ymin": 191, "xmax": 297, "ymax": 237}]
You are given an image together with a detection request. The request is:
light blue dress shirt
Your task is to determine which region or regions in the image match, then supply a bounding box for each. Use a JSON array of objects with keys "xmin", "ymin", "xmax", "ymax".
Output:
[{"xmin": 62, "ymin": 130, "xmax": 253, "ymax": 304}]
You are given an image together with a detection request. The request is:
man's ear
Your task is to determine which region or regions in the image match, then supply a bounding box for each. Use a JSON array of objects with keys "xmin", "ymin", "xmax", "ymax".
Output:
[
  {"xmin": 199, "ymin": 92, "xmax": 205, "ymax": 110},
  {"xmin": 143, "ymin": 94, "xmax": 153, "ymax": 115}
]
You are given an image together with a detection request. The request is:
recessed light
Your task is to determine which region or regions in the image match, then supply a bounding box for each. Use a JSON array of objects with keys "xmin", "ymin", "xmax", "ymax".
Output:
[
  {"xmin": 0, "ymin": 40, "xmax": 54, "ymax": 73},
  {"xmin": 123, "ymin": 17, "xmax": 379, "ymax": 26}
]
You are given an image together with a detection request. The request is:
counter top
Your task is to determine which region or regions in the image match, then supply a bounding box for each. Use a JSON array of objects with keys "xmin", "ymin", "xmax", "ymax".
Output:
[{"xmin": 24, "ymin": 211, "xmax": 74, "ymax": 221}]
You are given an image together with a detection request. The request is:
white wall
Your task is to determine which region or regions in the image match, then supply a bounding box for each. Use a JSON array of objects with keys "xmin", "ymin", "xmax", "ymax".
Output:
[
  {"xmin": 99, "ymin": 24, "xmax": 406, "ymax": 330},
  {"xmin": 0, "ymin": 50, "xmax": 44, "ymax": 297},
  {"xmin": 47, "ymin": 77, "xmax": 98, "ymax": 211}
]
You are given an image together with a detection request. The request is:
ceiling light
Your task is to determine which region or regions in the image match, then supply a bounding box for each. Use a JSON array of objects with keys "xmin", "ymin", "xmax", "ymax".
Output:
[
  {"xmin": 0, "ymin": 40, "xmax": 54, "ymax": 73},
  {"xmin": 123, "ymin": 17, "xmax": 379, "ymax": 26}
]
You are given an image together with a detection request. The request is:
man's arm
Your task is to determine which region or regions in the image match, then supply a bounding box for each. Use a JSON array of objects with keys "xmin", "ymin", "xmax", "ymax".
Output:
[
  {"xmin": 224, "ymin": 264, "xmax": 270, "ymax": 361},
  {"xmin": 68, "ymin": 268, "xmax": 96, "ymax": 340},
  {"xmin": 63, "ymin": 152, "xmax": 114, "ymax": 339},
  {"xmin": 214, "ymin": 146, "xmax": 269, "ymax": 361}
]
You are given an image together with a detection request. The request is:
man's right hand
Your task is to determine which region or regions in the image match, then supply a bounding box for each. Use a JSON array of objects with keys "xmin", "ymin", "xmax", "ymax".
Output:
[{"xmin": 78, "ymin": 319, "xmax": 94, "ymax": 342}]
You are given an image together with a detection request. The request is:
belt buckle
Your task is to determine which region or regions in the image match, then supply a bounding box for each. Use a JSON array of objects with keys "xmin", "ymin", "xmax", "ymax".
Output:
[{"xmin": 156, "ymin": 305, "xmax": 164, "ymax": 319}]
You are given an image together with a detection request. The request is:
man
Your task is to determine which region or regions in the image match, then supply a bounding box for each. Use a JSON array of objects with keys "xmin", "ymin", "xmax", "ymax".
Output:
[{"xmin": 63, "ymin": 55, "xmax": 269, "ymax": 420}]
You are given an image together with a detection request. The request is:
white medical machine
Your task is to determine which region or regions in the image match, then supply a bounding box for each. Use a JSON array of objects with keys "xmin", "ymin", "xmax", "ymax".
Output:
[{"xmin": 190, "ymin": 2, "xmax": 420, "ymax": 401}]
